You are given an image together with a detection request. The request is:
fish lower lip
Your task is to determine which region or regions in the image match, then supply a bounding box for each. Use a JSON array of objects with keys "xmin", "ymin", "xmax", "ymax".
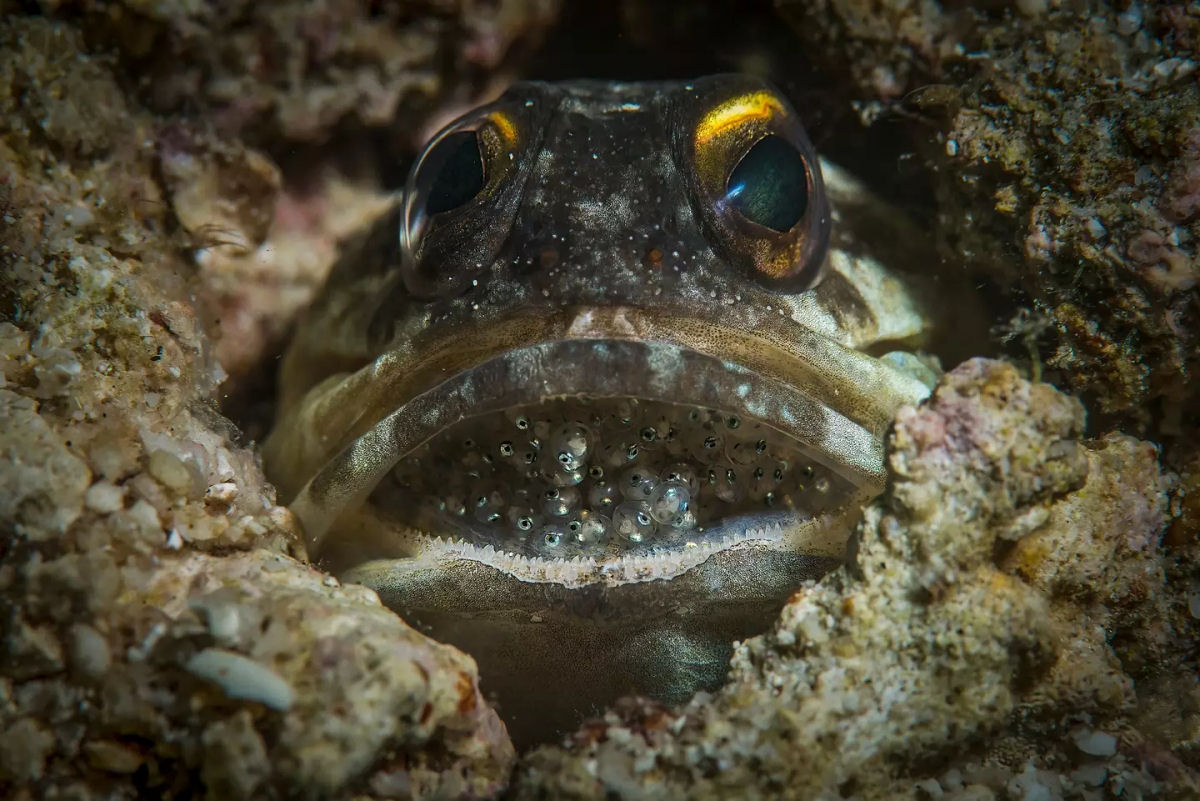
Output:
[{"xmin": 291, "ymin": 338, "xmax": 885, "ymax": 571}]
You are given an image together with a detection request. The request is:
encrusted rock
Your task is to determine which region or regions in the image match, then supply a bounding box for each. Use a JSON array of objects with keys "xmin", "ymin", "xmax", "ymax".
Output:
[
  {"xmin": 0, "ymin": 15, "xmax": 517, "ymax": 799},
  {"xmin": 1, "ymin": 3, "xmax": 1196, "ymax": 798},
  {"xmin": 0, "ymin": 390, "xmax": 91, "ymax": 540},
  {"xmin": 199, "ymin": 710, "xmax": 270, "ymax": 800},
  {"xmin": 0, "ymin": 717, "xmax": 55, "ymax": 784}
]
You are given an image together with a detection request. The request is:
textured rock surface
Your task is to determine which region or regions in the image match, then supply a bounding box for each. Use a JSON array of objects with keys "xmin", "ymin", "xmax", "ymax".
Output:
[
  {"xmin": 778, "ymin": 0, "xmax": 1199, "ymax": 438},
  {"xmin": 49, "ymin": 0, "xmax": 559, "ymax": 146},
  {"xmin": 514, "ymin": 360, "xmax": 1196, "ymax": 800},
  {"xmin": 0, "ymin": 13, "xmax": 521, "ymax": 800}
]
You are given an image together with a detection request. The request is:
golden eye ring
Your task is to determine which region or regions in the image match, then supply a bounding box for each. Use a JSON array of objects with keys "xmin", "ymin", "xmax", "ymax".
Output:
[
  {"xmin": 678, "ymin": 78, "xmax": 830, "ymax": 292},
  {"xmin": 400, "ymin": 108, "xmax": 527, "ymax": 298}
]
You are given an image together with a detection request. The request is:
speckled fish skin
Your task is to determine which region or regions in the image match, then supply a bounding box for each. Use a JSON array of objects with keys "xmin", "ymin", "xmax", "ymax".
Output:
[{"xmin": 265, "ymin": 75, "xmax": 936, "ymax": 745}]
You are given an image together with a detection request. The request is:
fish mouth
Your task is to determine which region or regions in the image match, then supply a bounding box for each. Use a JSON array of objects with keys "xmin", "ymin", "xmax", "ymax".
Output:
[{"xmin": 285, "ymin": 306, "xmax": 928, "ymax": 585}]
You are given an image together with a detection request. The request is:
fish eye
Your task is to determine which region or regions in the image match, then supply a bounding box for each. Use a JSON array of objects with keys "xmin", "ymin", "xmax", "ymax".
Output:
[
  {"xmin": 417, "ymin": 130, "xmax": 485, "ymax": 217},
  {"xmin": 680, "ymin": 80, "xmax": 830, "ymax": 292},
  {"xmin": 725, "ymin": 135, "xmax": 809, "ymax": 233},
  {"xmin": 397, "ymin": 103, "xmax": 525, "ymax": 299}
]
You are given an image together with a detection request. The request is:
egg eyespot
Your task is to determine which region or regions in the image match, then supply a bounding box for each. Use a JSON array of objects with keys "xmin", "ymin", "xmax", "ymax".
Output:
[{"xmin": 725, "ymin": 135, "xmax": 809, "ymax": 233}]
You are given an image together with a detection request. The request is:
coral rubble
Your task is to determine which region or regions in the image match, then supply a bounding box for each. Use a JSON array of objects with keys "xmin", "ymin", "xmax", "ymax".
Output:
[
  {"xmin": 0, "ymin": 12, "xmax": 541, "ymax": 799},
  {"xmin": 779, "ymin": 0, "xmax": 1200, "ymax": 436}
]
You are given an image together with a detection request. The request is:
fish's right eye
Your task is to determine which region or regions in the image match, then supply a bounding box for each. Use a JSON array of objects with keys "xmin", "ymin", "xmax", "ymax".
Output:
[
  {"xmin": 398, "ymin": 105, "xmax": 525, "ymax": 299},
  {"xmin": 416, "ymin": 130, "xmax": 485, "ymax": 217}
]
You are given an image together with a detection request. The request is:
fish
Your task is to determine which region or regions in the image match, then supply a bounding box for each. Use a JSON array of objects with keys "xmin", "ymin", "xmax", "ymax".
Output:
[{"xmin": 264, "ymin": 75, "xmax": 936, "ymax": 745}]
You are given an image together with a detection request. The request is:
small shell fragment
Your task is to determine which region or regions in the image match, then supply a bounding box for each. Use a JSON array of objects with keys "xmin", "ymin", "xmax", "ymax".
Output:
[{"xmin": 185, "ymin": 647, "xmax": 295, "ymax": 711}]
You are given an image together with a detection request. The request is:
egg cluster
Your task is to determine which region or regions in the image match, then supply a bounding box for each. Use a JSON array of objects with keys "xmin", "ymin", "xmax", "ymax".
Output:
[{"xmin": 374, "ymin": 397, "xmax": 846, "ymax": 559}]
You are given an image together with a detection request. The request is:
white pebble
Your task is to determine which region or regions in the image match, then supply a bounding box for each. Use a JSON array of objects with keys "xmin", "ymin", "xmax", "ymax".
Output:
[
  {"xmin": 148, "ymin": 449, "xmax": 195, "ymax": 493},
  {"xmin": 1072, "ymin": 729, "xmax": 1117, "ymax": 757},
  {"xmin": 185, "ymin": 648, "xmax": 295, "ymax": 711},
  {"xmin": 69, "ymin": 624, "xmax": 111, "ymax": 677},
  {"xmin": 913, "ymin": 778, "xmax": 943, "ymax": 799},
  {"xmin": 84, "ymin": 481, "xmax": 125, "ymax": 514}
]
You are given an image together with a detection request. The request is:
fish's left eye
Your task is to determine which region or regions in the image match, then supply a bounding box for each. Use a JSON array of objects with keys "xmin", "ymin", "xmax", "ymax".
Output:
[
  {"xmin": 677, "ymin": 78, "xmax": 830, "ymax": 293},
  {"xmin": 725, "ymin": 135, "xmax": 809, "ymax": 233}
]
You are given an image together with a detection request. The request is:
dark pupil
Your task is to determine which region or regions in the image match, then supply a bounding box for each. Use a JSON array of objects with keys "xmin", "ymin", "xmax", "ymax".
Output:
[
  {"xmin": 726, "ymin": 135, "xmax": 808, "ymax": 232},
  {"xmin": 422, "ymin": 131, "xmax": 485, "ymax": 216}
]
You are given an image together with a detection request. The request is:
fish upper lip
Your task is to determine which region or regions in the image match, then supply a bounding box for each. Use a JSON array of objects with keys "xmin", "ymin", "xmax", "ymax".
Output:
[
  {"xmin": 271, "ymin": 305, "xmax": 929, "ymax": 498},
  {"xmin": 282, "ymin": 308, "xmax": 931, "ymax": 568}
]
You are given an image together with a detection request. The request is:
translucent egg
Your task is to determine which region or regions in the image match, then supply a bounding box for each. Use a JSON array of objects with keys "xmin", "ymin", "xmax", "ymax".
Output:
[
  {"xmin": 587, "ymin": 481, "xmax": 619, "ymax": 514},
  {"xmin": 606, "ymin": 399, "xmax": 639, "ymax": 432},
  {"xmin": 663, "ymin": 429, "xmax": 688, "ymax": 458},
  {"xmin": 648, "ymin": 480, "xmax": 690, "ymax": 524},
  {"xmin": 648, "ymin": 414, "xmax": 672, "ymax": 440},
  {"xmin": 533, "ymin": 522, "xmax": 569, "ymax": 555},
  {"xmin": 668, "ymin": 508, "xmax": 696, "ymax": 530},
  {"xmin": 748, "ymin": 466, "xmax": 772, "ymax": 501},
  {"xmin": 601, "ymin": 441, "xmax": 640, "ymax": 469},
  {"xmin": 550, "ymin": 423, "xmax": 590, "ymax": 471},
  {"xmin": 539, "ymin": 456, "xmax": 585, "ymax": 487},
  {"xmin": 542, "ymin": 486, "xmax": 581, "ymax": 518},
  {"xmin": 689, "ymin": 433, "xmax": 725, "ymax": 465},
  {"xmin": 443, "ymin": 494, "xmax": 467, "ymax": 517},
  {"xmin": 659, "ymin": 463, "xmax": 700, "ymax": 495},
  {"xmin": 613, "ymin": 501, "xmax": 655, "ymax": 544},
  {"xmin": 574, "ymin": 510, "xmax": 611, "ymax": 548},
  {"xmin": 728, "ymin": 440, "xmax": 759, "ymax": 466},
  {"xmin": 472, "ymin": 489, "xmax": 505, "ymax": 524},
  {"xmin": 513, "ymin": 442, "xmax": 540, "ymax": 468},
  {"xmin": 711, "ymin": 467, "xmax": 744, "ymax": 503},
  {"xmin": 506, "ymin": 505, "xmax": 541, "ymax": 535},
  {"xmin": 505, "ymin": 407, "xmax": 531, "ymax": 430},
  {"xmin": 638, "ymin": 425, "xmax": 660, "ymax": 447},
  {"xmin": 619, "ymin": 466, "xmax": 657, "ymax": 500}
]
